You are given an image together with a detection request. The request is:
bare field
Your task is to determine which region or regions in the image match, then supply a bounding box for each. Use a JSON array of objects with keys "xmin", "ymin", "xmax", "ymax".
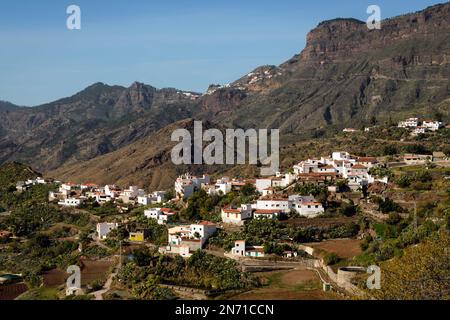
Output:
[
  {"xmin": 79, "ymin": 259, "xmax": 114, "ymax": 286},
  {"xmin": 0, "ymin": 283, "xmax": 28, "ymax": 300},
  {"xmin": 43, "ymin": 259, "xmax": 114, "ymax": 288},
  {"xmin": 307, "ymin": 239, "xmax": 362, "ymax": 259},
  {"xmin": 230, "ymin": 268, "xmax": 342, "ymax": 300}
]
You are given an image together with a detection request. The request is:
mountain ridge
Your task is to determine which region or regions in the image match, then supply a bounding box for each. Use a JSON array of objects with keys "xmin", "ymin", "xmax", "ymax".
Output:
[{"xmin": 1, "ymin": 2, "xmax": 449, "ymax": 182}]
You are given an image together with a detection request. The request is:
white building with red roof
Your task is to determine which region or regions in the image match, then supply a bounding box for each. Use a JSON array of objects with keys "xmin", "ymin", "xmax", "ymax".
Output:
[
  {"xmin": 163, "ymin": 221, "xmax": 217, "ymax": 258},
  {"xmin": 221, "ymin": 205, "xmax": 253, "ymax": 226}
]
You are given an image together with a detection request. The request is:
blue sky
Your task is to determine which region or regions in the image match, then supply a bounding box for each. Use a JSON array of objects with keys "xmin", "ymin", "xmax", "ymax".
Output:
[{"xmin": 0, "ymin": 0, "xmax": 445, "ymax": 106}]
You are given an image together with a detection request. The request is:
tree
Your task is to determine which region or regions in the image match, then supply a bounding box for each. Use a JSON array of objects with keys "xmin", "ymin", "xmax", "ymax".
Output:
[
  {"xmin": 370, "ymin": 116, "xmax": 378, "ymax": 125},
  {"xmin": 133, "ymin": 275, "xmax": 160, "ymax": 300},
  {"xmin": 383, "ymin": 145, "xmax": 398, "ymax": 156},
  {"xmin": 323, "ymin": 253, "xmax": 341, "ymax": 266},
  {"xmin": 378, "ymin": 198, "xmax": 402, "ymax": 214},
  {"xmin": 240, "ymin": 183, "xmax": 257, "ymax": 197}
]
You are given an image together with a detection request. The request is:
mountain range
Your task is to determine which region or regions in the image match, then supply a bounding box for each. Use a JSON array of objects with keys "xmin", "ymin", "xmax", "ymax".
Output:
[{"xmin": 1, "ymin": 2, "xmax": 449, "ymax": 189}]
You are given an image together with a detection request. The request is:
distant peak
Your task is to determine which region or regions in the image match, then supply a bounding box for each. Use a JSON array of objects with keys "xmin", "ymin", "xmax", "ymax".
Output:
[
  {"xmin": 87, "ymin": 82, "xmax": 109, "ymax": 88},
  {"xmin": 317, "ymin": 18, "xmax": 365, "ymax": 28},
  {"xmin": 128, "ymin": 81, "xmax": 156, "ymax": 91}
]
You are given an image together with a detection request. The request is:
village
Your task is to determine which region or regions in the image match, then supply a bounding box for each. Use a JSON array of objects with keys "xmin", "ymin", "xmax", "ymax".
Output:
[
  {"xmin": 26, "ymin": 150, "xmax": 384, "ymax": 259},
  {"xmin": 1, "ymin": 118, "xmax": 448, "ymax": 300}
]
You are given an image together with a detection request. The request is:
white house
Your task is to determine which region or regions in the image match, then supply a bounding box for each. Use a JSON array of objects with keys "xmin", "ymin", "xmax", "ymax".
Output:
[
  {"xmin": 256, "ymin": 197, "xmax": 290, "ymax": 213},
  {"xmin": 164, "ymin": 221, "xmax": 217, "ymax": 257},
  {"xmin": 137, "ymin": 191, "xmax": 167, "ymax": 206},
  {"xmin": 230, "ymin": 240, "xmax": 265, "ymax": 258},
  {"xmin": 175, "ymin": 174, "xmax": 210, "ymax": 199},
  {"xmin": 261, "ymin": 187, "xmax": 275, "ymax": 197},
  {"xmin": 317, "ymin": 164, "xmax": 336, "ymax": 174},
  {"xmin": 253, "ymin": 209, "xmax": 282, "ymax": 220},
  {"xmin": 422, "ymin": 120, "xmax": 443, "ymax": 131},
  {"xmin": 190, "ymin": 221, "xmax": 217, "ymax": 244},
  {"xmin": 121, "ymin": 186, "xmax": 145, "ymax": 198},
  {"xmin": 151, "ymin": 191, "xmax": 167, "ymax": 203},
  {"xmin": 144, "ymin": 208, "xmax": 177, "ymax": 225},
  {"xmin": 94, "ymin": 193, "xmax": 112, "ymax": 204},
  {"xmin": 137, "ymin": 196, "xmax": 152, "ymax": 206},
  {"xmin": 398, "ymin": 118, "xmax": 419, "ymax": 128},
  {"xmin": 36, "ymin": 177, "xmax": 47, "ymax": 184},
  {"xmin": 221, "ymin": 205, "xmax": 253, "ymax": 226},
  {"xmin": 58, "ymin": 198, "xmax": 84, "ymax": 207},
  {"xmin": 332, "ymin": 152, "xmax": 352, "ymax": 161},
  {"xmin": 293, "ymin": 159, "xmax": 321, "ymax": 174},
  {"xmin": 404, "ymin": 154, "xmax": 431, "ymax": 165},
  {"xmin": 96, "ymin": 222, "xmax": 118, "ymax": 240},
  {"xmin": 289, "ymin": 195, "xmax": 324, "ymax": 217},
  {"xmin": 104, "ymin": 185, "xmax": 121, "ymax": 198},
  {"xmin": 347, "ymin": 164, "xmax": 369, "ymax": 176},
  {"xmin": 60, "ymin": 182, "xmax": 77, "ymax": 192},
  {"xmin": 356, "ymin": 157, "xmax": 378, "ymax": 169},
  {"xmin": 412, "ymin": 126, "xmax": 426, "ymax": 135},
  {"xmin": 210, "ymin": 177, "xmax": 232, "ymax": 195},
  {"xmin": 293, "ymin": 200, "xmax": 324, "ymax": 217},
  {"xmin": 168, "ymin": 225, "xmax": 191, "ymax": 246},
  {"xmin": 255, "ymin": 179, "xmax": 273, "ymax": 192}
]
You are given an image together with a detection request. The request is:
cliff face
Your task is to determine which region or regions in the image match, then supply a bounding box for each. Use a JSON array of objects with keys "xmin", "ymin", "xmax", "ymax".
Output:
[
  {"xmin": 202, "ymin": 3, "xmax": 450, "ymax": 138},
  {"xmin": 294, "ymin": 4, "xmax": 449, "ymax": 65}
]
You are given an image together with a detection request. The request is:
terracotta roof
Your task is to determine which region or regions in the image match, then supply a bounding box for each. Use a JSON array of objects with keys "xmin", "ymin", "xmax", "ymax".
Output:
[
  {"xmin": 83, "ymin": 183, "xmax": 98, "ymax": 187},
  {"xmin": 302, "ymin": 202, "xmax": 322, "ymax": 206},
  {"xmin": 161, "ymin": 208, "xmax": 176, "ymax": 213},
  {"xmin": 181, "ymin": 238, "xmax": 201, "ymax": 242},
  {"xmin": 223, "ymin": 208, "xmax": 241, "ymax": 213},
  {"xmin": 352, "ymin": 164, "xmax": 368, "ymax": 169},
  {"xmin": 255, "ymin": 209, "xmax": 282, "ymax": 214},
  {"xmin": 197, "ymin": 221, "xmax": 216, "ymax": 226}
]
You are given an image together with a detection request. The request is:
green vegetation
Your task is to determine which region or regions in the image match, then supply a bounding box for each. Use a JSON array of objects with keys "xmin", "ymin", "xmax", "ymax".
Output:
[
  {"xmin": 133, "ymin": 216, "xmax": 168, "ymax": 245},
  {"xmin": 182, "ymin": 187, "xmax": 259, "ymax": 221},
  {"xmin": 323, "ymin": 253, "xmax": 341, "ymax": 266},
  {"xmin": 117, "ymin": 248, "xmax": 258, "ymax": 299},
  {"xmin": 210, "ymin": 219, "xmax": 361, "ymax": 254},
  {"xmin": 0, "ymin": 162, "xmax": 40, "ymax": 191},
  {"xmin": 17, "ymin": 286, "xmax": 60, "ymax": 300},
  {"xmin": 293, "ymin": 183, "xmax": 329, "ymax": 203},
  {"xmin": 370, "ymin": 231, "xmax": 449, "ymax": 300},
  {"xmin": 372, "ymin": 197, "xmax": 403, "ymax": 214},
  {"xmin": 0, "ymin": 234, "xmax": 79, "ymax": 285}
]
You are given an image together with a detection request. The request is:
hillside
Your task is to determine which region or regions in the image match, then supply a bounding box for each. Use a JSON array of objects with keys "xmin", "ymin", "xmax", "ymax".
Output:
[
  {"xmin": 48, "ymin": 119, "xmax": 216, "ymax": 190},
  {"xmin": 0, "ymin": 82, "xmax": 200, "ymax": 172},
  {"xmin": 200, "ymin": 3, "xmax": 450, "ymax": 141},
  {"xmin": 0, "ymin": 162, "xmax": 41, "ymax": 191}
]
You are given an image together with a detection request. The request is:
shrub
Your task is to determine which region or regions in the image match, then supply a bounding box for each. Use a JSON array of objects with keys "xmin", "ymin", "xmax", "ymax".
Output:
[
  {"xmin": 396, "ymin": 175, "xmax": 412, "ymax": 188},
  {"xmin": 323, "ymin": 253, "xmax": 341, "ymax": 266}
]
